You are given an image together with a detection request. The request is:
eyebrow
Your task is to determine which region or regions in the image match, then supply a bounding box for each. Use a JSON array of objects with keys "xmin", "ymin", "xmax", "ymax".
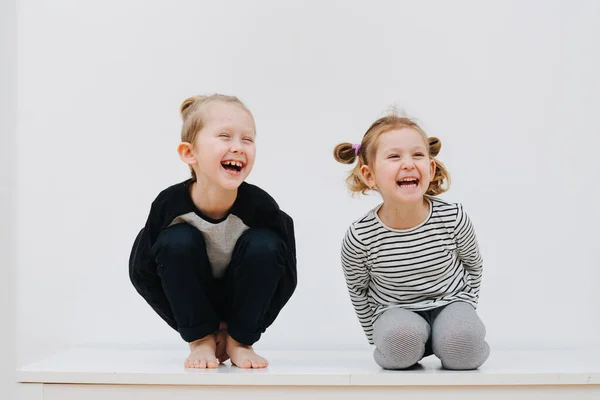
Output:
[
  {"xmin": 215, "ymin": 125, "xmax": 256, "ymax": 136},
  {"xmin": 385, "ymin": 146, "xmax": 426, "ymax": 153}
]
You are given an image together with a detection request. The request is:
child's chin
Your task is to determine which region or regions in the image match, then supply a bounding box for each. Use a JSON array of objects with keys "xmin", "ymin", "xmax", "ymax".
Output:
[
  {"xmin": 218, "ymin": 177, "xmax": 245, "ymax": 190},
  {"xmin": 392, "ymin": 191, "xmax": 424, "ymax": 202},
  {"xmin": 219, "ymin": 181, "xmax": 243, "ymax": 190}
]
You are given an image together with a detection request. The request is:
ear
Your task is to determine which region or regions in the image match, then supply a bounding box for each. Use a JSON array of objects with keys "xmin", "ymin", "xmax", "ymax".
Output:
[
  {"xmin": 429, "ymin": 158, "xmax": 436, "ymax": 182},
  {"xmin": 177, "ymin": 142, "xmax": 197, "ymax": 167},
  {"xmin": 360, "ymin": 164, "xmax": 377, "ymax": 189}
]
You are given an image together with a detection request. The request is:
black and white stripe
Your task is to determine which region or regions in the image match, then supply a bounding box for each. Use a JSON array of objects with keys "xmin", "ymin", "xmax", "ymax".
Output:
[{"xmin": 341, "ymin": 198, "xmax": 483, "ymax": 344}]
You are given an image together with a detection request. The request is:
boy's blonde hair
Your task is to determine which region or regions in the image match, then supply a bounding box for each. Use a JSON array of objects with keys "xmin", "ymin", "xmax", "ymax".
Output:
[
  {"xmin": 333, "ymin": 113, "xmax": 450, "ymax": 196},
  {"xmin": 179, "ymin": 94, "xmax": 253, "ymax": 179}
]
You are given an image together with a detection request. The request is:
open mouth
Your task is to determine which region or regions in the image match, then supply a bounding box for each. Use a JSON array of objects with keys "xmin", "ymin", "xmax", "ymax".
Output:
[
  {"xmin": 397, "ymin": 178, "xmax": 419, "ymax": 188},
  {"xmin": 221, "ymin": 160, "xmax": 244, "ymax": 174}
]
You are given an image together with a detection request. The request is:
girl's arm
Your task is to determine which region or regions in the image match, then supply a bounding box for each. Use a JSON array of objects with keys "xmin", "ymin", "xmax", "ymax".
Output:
[
  {"xmin": 454, "ymin": 204, "xmax": 484, "ymax": 301},
  {"xmin": 341, "ymin": 225, "xmax": 375, "ymax": 344}
]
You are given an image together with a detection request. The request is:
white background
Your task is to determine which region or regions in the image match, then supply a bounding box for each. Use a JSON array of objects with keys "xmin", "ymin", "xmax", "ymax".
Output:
[
  {"xmin": 13, "ymin": 0, "xmax": 600, "ymax": 369},
  {"xmin": 1, "ymin": 0, "xmax": 16, "ymax": 396}
]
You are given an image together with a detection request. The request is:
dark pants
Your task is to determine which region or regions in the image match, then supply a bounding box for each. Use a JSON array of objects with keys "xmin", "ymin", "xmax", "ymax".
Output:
[{"xmin": 150, "ymin": 223, "xmax": 287, "ymax": 346}]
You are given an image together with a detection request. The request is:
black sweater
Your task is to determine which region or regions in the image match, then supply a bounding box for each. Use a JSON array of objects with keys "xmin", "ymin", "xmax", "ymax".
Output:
[{"xmin": 129, "ymin": 179, "xmax": 297, "ymax": 329}]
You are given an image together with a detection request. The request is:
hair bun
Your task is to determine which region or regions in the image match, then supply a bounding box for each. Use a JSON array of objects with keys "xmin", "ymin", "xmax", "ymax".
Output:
[{"xmin": 180, "ymin": 96, "xmax": 207, "ymax": 121}]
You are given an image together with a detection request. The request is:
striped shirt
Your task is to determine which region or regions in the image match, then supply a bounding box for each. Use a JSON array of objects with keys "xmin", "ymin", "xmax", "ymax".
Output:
[{"xmin": 341, "ymin": 197, "xmax": 483, "ymax": 344}]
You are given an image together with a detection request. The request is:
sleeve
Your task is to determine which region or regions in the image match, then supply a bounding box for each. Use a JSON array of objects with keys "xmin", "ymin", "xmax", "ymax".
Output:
[
  {"xmin": 279, "ymin": 211, "xmax": 296, "ymax": 269},
  {"xmin": 454, "ymin": 204, "xmax": 484, "ymax": 303},
  {"xmin": 275, "ymin": 209, "xmax": 297, "ymax": 295},
  {"xmin": 128, "ymin": 198, "xmax": 177, "ymax": 330},
  {"xmin": 341, "ymin": 224, "xmax": 375, "ymax": 344},
  {"xmin": 255, "ymin": 208, "xmax": 298, "ymax": 328}
]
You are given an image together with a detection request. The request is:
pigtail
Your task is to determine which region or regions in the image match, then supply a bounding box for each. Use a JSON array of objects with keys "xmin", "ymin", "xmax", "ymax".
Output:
[
  {"xmin": 426, "ymin": 137, "xmax": 450, "ymax": 196},
  {"xmin": 333, "ymin": 142, "xmax": 371, "ymax": 194},
  {"xmin": 428, "ymin": 137, "xmax": 441, "ymax": 157},
  {"xmin": 333, "ymin": 142, "xmax": 358, "ymax": 164}
]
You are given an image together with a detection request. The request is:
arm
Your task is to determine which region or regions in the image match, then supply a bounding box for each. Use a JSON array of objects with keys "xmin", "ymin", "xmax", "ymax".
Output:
[
  {"xmin": 341, "ymin": 225, "xmax": 375, "ymax": 344},
  {"xmin": 454, "ymin": 204, "xmax": 484, "ymax": 302},
  {"xmin": 128, "ymin": 199, "xmax": 177, "ymax": 330},
  {"xmin": 273, "ymin": 209, "xmax": 298, "ymax": 302},
  {"xmin": 255, "ymin": 208, "xmax": 298, "ymax": 328}
]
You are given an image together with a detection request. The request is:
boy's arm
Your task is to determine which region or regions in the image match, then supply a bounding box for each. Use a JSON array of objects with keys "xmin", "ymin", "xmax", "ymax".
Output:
[
  {"xmin": 341, "ymin": 225, "xmax": 375, "ymax": 344},
  {"xmin": 454, "ymin": 204, "xmax": 484, "ymax": 302},
  {"xmin": 278, "ymin": 210, "xmax": 297, "ymax": 271},
  {"xmin": 273, "ymin": 209, "xmax": 298, "ymax": 300},
  {"xmin": 129, "ymin": 200, "xmax": 177, "ymax": 330}
]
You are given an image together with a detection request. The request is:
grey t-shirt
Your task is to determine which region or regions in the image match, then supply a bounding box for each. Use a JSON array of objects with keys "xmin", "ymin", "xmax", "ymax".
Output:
[{"xmin": 170, "ymin": 212, "xmax": 249, "ymax": 278}]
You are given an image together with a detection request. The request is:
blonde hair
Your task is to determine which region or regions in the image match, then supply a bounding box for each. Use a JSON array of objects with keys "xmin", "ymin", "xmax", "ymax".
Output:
[
  {"xmin": 333, "ymin": 113, "xmax": 450, "ymax": 196},
  {"xmin": 179, "ymin": 94, "xmax": 253, "ymax": 179}
]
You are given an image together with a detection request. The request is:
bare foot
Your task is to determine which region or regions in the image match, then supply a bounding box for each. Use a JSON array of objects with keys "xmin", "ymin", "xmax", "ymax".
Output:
[
  {"xmin": 185, "ymin": 334, "xmax": 219, "ymax": 369},
  {"xmin": 226, "ymin": 335, "xmax": 269, "ymax": 369}
]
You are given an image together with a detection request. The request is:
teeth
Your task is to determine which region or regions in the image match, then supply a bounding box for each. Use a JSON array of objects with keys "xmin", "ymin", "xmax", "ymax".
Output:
[
  {"xmin": 398, "ymin": 178, "xmax": 418, "ymax": 187},
  {"xmin": 224, "ymin": 161, "xmax": 243, "ymax": 167}
]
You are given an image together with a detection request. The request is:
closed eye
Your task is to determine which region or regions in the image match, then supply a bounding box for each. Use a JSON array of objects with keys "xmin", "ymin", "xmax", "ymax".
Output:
[
  {"xmin": 243, "ymin": 137, "xmax": 254, "ymax": 143},
  {"xmin": 218, "ymin": 133, "xmax": 230, "ymax": 138},
  {"xmin": 414, "ymin": 153, "xmax": 425, "ymax": 157},
  {"xmin": 388, "ymin": 154, "xmax": 399, "ymax": 159}
]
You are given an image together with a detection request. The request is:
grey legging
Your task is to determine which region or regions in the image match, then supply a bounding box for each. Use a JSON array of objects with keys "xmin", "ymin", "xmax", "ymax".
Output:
[{"xmin": 373, "ymin": 302, "xmax": 490, "ymax": 370}]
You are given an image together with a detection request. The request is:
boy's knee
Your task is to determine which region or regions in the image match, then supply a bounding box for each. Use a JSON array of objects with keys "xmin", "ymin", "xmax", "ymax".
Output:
[
  {"xmin": 240, "ymin": 229, "xmax": 284, "ymax": 261},
  {"xmin": 154, "ymin": 223, "xmax": 205, "ymax": 257}
]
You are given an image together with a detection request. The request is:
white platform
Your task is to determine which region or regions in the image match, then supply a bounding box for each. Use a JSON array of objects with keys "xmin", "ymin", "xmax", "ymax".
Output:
[{"xmin": 17, "ymin": 346, "xmax": 600, "ymax": 400}]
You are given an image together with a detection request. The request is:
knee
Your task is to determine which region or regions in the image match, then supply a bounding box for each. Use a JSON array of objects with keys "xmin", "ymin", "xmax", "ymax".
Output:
[
  {"xmin": 153, "ymin": 223, "xmax": 205, "ymax": 259},
  {"xmin": 374, "ymin": 322, "xmax": 429, "ymax": 369},
  {"xmin": 434, "ymin": 326, "xmax": 490, "ymax": 370},
  {"xmin": 239, "ymin": 229, "xmax": 284, "ymax": 262}
]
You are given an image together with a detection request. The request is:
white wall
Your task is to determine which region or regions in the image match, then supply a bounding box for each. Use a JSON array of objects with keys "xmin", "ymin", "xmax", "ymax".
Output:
[
  {"xmin": 1, "ymin": 0, "xmax": 16, "ymax": 396},
  {"xmin": 16, "ymin": 0, "xmax": 600, "ymax": 365}
]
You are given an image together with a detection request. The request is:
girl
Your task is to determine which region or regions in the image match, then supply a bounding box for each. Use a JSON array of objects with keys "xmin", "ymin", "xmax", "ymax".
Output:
[
  {"xmin": 130, "ymin": 94, "xmax": 297, "ymax": 369},
  {"xmin": 334, "ymin": 112, "xmax": 489, "ymax": 370}
]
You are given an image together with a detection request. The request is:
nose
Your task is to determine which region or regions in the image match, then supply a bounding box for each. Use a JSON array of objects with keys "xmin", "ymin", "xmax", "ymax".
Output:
[
  {"xmin": 401, "ymin": 157, "xmax": 415, "ymax": 169},
  {"xmin": 230, "ymin": 138, "xmax": 243, "ymax": 153}
]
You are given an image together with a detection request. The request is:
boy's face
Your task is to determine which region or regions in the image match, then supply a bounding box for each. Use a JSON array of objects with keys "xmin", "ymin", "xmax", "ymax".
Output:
[
  {"xmin": 361, "ymin": 128, "xmax": 435, "ymax": 204},
  {"xmin": 191, "ymin": 102, "xmax": 256, "ymax": 190}
]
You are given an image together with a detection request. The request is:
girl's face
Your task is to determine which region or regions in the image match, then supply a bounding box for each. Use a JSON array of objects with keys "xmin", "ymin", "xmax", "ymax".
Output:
[
  {"xmin": 191, "ymin": 102, "xmax": 256, "ymax": 190},
  {"xmin": 361, "ymin": 127, "xmax": 435, "ymax": 204}
]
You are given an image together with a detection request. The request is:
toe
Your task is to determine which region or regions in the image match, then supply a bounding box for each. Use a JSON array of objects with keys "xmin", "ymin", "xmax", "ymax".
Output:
[{"xmin": 251, "ymin": 359, "xmax": 267, "ymax": 369}]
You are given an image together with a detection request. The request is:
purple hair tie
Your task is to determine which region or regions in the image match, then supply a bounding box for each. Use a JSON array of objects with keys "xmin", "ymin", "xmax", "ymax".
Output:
[{"xmin": 352, "ymin": 143, "xmax": 361, "ymax": 156}]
